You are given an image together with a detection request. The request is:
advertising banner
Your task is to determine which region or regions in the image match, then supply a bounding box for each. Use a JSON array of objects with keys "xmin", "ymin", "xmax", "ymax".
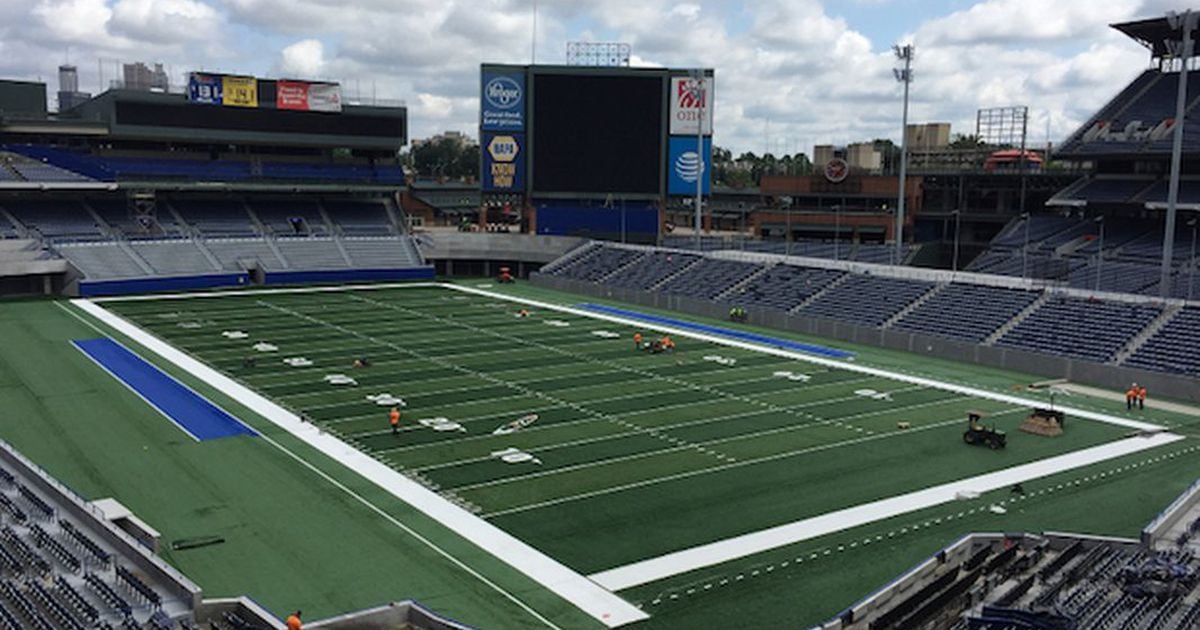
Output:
[
  {"xmin": 277, "ymin": 80, "xmax": 343, "ymax": 112},
  {"xmin": 481, "ymin": 71, "xmax": 525, "ymax": 131},
  {"xmin": 668, "ymin": 135, "xmax": 712, "ymax": 196},
  {"xmin": 307, "ymin": 83, "xmax": 343, "ymax": 112},
  {"xmin": 187, "ymin": 73, "xmax": 222, "ymax": 105},
  {"xmin": 221, "ymin": 75, "xmax": 258, "ymax": 108},
  {"xmin": 482, "ymin": 132, "xmax": 525, "ymax": 192},
  {"xmin": 669, "ymin": 76, "xmax": 714, "ymax": 135}
]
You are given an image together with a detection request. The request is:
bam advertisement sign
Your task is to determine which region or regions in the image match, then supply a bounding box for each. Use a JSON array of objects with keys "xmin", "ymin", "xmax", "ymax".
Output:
[
  {"xmin": 482, "ymin": 132, "xmax": 525, "ymax": 192},
  {"xmin": 481, "ymin": 71, "xmax": 525, "ymax": 131},
  {"xmin": 669, "ymin": 76, "xmax": 714, "ymax": 135}
]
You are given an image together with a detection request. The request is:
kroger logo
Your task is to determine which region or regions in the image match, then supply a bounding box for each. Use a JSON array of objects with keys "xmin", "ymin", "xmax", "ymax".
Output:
[
  {"xmin": 674, "ymin": 150, "xmax": 704, "ymax": 183},
  {"xmin": 485, "ymin": 76, "xmax": 522, "ymax": 109}
]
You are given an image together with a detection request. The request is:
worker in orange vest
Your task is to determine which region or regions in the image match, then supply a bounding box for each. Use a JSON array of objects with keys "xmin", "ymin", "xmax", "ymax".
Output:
[
  {"xmin": 633, "ymin": 332, "xmax": 643, "ymax": 351},
  {"xmin": 389, "ymin": 407, "xmax": 401, "ymax": 435},
  {"xmin": 1125, "ymin": 384, "xmax": 1138, "ymax": 411},
  {"xmin": 1138, "ymin": 385, "xmax": 1147, "ymax": 410},
  {"xmin": 661, "ymin": 335, "xmax": 675, "ymax": 353},
  {"xmin": 286, "ymin": 611, "xmax": 302, "ymax": 630}
]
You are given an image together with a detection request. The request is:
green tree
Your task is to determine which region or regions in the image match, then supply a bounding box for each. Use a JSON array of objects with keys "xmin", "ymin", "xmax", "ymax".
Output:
[{"xmin": 408, "ymin": 135, "xmax": 479, "ymax": 180}]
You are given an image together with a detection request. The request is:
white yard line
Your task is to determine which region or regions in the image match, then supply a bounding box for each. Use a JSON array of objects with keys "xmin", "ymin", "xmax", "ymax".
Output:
[
  {"xmin": 69, "ymin": 298, "xmax": 648, "ymax": 629},
  {"xmin": 587, "ymin": 432, "xmax": 1186, "ymax": 591}
]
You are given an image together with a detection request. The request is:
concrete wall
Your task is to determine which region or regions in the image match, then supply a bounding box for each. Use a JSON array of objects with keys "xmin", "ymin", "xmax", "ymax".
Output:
[
  {"xmin": 531, "ymin": 274, "xmax": 1200, "ymax": 403},
  {"xmin": 416, "ymin": 232, "xmax": 586, "ymax": 264}
]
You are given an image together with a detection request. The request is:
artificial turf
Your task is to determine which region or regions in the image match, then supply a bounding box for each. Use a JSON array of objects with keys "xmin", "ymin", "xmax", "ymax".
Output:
[{"xmin": 1, "ymin": 280, "xmax": 1196, "ymax": 630}]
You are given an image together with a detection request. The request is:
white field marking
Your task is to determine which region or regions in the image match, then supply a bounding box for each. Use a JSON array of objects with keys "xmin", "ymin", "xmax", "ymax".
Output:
[
  {"xmin": 437, "ymin": 284, "xmax": 1165, "ymax": 433},
  {"xmin": 408, "ymin": 376, "xmax": 889, "ymax": 472},
  {"xmin": 587, "ymin": 432, "xmax": 1185, "ymax": 591},
  {"xmin": 478, "ymin": 409, "xmax": 1017, "ymax": 519},
  {"xmin": 69, "ymin": 300, "xmax": 647, "ymax": 628},
  {"xmin": 453, "ymin": 394, "xmax": 979, "ymax": 494}
]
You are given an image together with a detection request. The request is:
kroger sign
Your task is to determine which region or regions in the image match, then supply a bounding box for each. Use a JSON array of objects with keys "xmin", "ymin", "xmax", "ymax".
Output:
[{"xmin": 481, "ymin": 71, "xmax": 525, "ymax": 131}]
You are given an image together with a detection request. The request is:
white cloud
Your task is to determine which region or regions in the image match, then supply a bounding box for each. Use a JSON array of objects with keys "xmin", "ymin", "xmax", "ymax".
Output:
[{"xmin": 279, "ymin": 39, "xmax": 325, "ymax": 77}]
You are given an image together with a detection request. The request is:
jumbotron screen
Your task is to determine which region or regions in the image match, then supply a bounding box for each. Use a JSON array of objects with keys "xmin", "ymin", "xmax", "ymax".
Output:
[{"xmin": 532, "ymin": 73, "xmax": 663, "ymax": 195}]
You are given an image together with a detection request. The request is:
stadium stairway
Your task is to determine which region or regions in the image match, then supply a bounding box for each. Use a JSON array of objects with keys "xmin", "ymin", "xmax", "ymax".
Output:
[
  {"xmin": 881, "ymin": 282, "xmax": 945, "ymax": 329},
  {"xmin": 648, "ymin": 256, "xmax": 704, "ymax": 291},
  {"xmin": 1114, "ymin": 303, "xmax": 1183, "ymax": 365},
  {"xmin": 982, "ymin": 292, "xmax": 1050, "ymax": 346},
  {"xmin": 597, "ymin": 250, "xmax": 649, "ymax": 283},
  {"xmin": 537, "ymin": 241, "xmax": 600, "ymax": 276}
]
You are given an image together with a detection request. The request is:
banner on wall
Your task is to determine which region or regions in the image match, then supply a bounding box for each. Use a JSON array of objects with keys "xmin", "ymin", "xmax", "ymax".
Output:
[
  {"xmin": 187, "ymin": 73, "xmax": 222, "ymax": 104},
  {"xmin": 221, "ymin": 75, "xmax": 258, "ymax": 108},
  {"xmin": 482, "ymin": 132, "xmax": 525, "ymax": 192},
  {"xmin": 277, "ymin": 80, "xmax": 343, "ymax": 112},
  {"xmin": 669, "ymin": 75, "xmax": 714, "ymax": 135},
  {"xmin": 481, "ymin": 71, "xmax": 525, "ymax": 131},
  {"xmin": 668, "ymin": 135, "xmax": 712, "ymax": 195}
]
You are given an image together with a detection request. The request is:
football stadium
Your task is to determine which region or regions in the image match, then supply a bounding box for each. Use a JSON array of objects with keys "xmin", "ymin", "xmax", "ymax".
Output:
[{"xmin": 1, "ymin": 6, "xmax": 1200, "ymax": 630}]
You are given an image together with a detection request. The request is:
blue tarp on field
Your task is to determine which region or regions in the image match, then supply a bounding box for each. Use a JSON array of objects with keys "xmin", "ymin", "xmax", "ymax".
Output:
[
  {"xmin": 577, "ymin": 303, "xmax": 855, "ymax": 359},
  {"xmin": 73, "ymin": 338, "xmax": 256, "ymax": 441}
]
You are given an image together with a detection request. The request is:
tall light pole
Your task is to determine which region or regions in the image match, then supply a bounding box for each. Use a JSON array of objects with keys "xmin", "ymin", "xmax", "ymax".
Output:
[
  {"xmin": 1162, "ymin": 10, "xmax": 1197, "ymax": 297},
  {"xmin": 1021, "ymin": 212, "xmax": 1031, "ymax": 279},
  {"xmin": 1094, "ymin": 216, "xmax": 1105, "ymax": 292},
  {"xmin": 893, "ymin": 44, "xmax": 914, "ymax": 267},
  {"xmin": 951, "ymin": 209, "xmax": 961, "ymax": 272},
  {"xmin": 688, "ymin": 69, "xmax": 706, "ymax": 250},
  {"xmin": 833, "ymin": 205, "xmax": 841, "ymax": 260}
]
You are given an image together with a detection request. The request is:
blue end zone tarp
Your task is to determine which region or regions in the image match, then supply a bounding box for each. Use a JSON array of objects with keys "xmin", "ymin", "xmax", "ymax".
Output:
[
  {"xmin": 577, "ymin": 303, "xmax": 855, "ymax": 359},
  {"xmin": 73, "ymin": 338, "xmax": 256, "ymax": 441}
]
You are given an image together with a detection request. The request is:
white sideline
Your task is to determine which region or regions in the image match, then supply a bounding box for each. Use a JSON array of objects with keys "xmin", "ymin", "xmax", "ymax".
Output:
[
  {"xmin": 588, "ymin": 431, "xmax": 1186, "ymax": 591},
  {"xmin": 69, "ymin": 298, "xmax": 649, "ymax": 628}
]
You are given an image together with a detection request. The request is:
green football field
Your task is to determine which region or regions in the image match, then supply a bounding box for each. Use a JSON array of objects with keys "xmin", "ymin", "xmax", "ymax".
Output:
[{"xmin": 1, "ymin": 280, "xmax": 1198, "ymax": 629}]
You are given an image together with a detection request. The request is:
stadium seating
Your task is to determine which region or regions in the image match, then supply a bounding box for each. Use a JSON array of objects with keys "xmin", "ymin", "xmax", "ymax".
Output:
[
  {"xmin": 658, "ymin": 257, "xmax": 762, "ymax": 300},
  {"xmin": 544, "ymin": 246, "xmax": 644, "ymax": 282},
  {"xmin": 205, "ymin": 238, "xmax": 286, "ymax": 271},
  {"xmin": 0, "ymin": 200, "xmax": 104, "ymax": 242},
  {"xmin": 323, "ymin": 200, "xmax": 394, "ymax": 236},
  {"xmin": 128, "ymin": 241, "xmax": 217, "ymax": 275},
  {"xmin": 995, "ymin": 297, "xmax": 1161, "ymax": 363},
  {"xmin": 275, "ymin": 237, "xmax": 348, "ymax": 269},
  {"xmin": 720, "ymin": 263, "xmax": 844, "ymax": 312},
  {"xmin": 55, "ymin": 243, "xmax": 146, "ymax": 279},
  {"xmin": 1066, "ymin": 260, "xmax": 1162, "ymax": 294},
  {"xmin": 1124, "ymin": 307, "xmax": 1200, "ymax": 375},
  {"xmin": 342, "ymin": 237, "xmax": 424, "ymax": 268},
  {"xmin": 250, "ymin": 199, "xmax": 329, "ymax": 236},
  {"xmin": 797, "ymin": 275, "xmax": 935, "ymax": 327},
  {"xmin": 170, "ymin": 200, "xmax": 257, "ymax": 237},
  {"xmin": 603, "ymin": 251, "xmax": 700, "ymax": 290},
  {"xmin": 892, "ymin": 284, "xmax": 1041, "ymax": 342}
]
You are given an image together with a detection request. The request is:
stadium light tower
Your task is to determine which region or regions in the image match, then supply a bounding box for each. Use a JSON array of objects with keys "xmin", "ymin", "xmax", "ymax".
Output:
[
  {"xmin": 1020, "ymin": 212, "xmax": 1031, "ymax": 279},
  {"xmin": 951, "ymin": 209, "xmax": 961, "ymax": 273},
  {"xmin": 1188, "ymin": 217, "xmax": 1197, "ymax": 301},
  {"xmin": 892, "ymin": 44, "xmax": 914, "ymax": 266},
  {"xmin": 1094, "ymin": 216, "xmax": 1105, "ymax": 292},
  {"xmin": 1162, "ymin": 10, "xmax": 1198, "ymax": 297},
  {"xmin": 687, "ymin": 69, "xmax": 706, "ymax": 249}
]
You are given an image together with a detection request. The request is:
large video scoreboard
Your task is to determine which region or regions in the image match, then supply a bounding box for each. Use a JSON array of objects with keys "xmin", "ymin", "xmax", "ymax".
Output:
[{"xmin": 480, "ymin": 64, "xmax": 713, "ymax": 200}]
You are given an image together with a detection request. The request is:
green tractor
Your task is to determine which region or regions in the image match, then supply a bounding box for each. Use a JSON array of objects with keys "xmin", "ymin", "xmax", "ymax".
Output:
[{"xmin": 963, "ymin": 411, "xmax": 1006, "ymax": 450}]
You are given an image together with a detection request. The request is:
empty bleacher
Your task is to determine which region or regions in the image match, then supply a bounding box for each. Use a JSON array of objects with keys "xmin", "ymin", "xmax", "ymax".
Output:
[
  {"xmin": 55, "ymin": 243, "xmax": 146, "ymax": 279},
  {"xmin": 544, "ymin": 246, "xmax": 644, "ymax": 282},
  {"xmin": 1124, "ymin": 307, "xmax": 1200, "ymax": 375},
  {"xmin": 275, "ymin": 237, "xmax": 347, "ymax": 269},
  {"xmin": 604, "ymin": 251, "xmax": 700, "ymax": 290},
  {"xmin": 0, "ymin": 200, "xmax": 104, "ymax": 242},
  {"xmin": 342, "ymin": 237, "xmax": 423, "ymax": 268},
  {"xmin": 720, "ymin": 263, "xmax": 844, "ymax": 312},
  {"xmin": 250, "ymin": 199, "xmax": 329, "ymax": 236},
  {"xmin": 659, "ymin": 257, "xmax": 761, "ymax": 300},
  {"xmin": 169, "ymin": 200, "xmax": 256, "ymax": 238},
  {"xmin": 205, "ymin": 239, "xmax": 286, "ymax": 271},
  {"xmin": 995, "ymin": 297, "xmax": 1161, "ymax": 363},
  {"xmin": 323, "ymin": 200, "xmax": 394, "ymax": 236},
  {"xmin": 128, "ymin": 241, "xmax": 216, "ymax": 276},
  {"xmin": 892, "ymin": 284, "xmax": 1041, "ymax": 342},
  {"xmin": 798, "ymin": 275, "xmax": 935, "ymax": 327}
]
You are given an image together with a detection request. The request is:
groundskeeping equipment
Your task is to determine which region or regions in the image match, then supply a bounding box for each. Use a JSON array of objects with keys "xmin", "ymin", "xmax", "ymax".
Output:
[
  {"xmin": 963, "ymin": 410, "xmax": 1007, "ymax": 450},
  {"xmin": 1020, "ymin": 407, "xmax": 1065, "ymax": 437}
]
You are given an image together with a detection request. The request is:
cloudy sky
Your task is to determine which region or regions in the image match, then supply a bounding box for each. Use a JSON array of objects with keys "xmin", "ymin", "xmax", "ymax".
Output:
[{"xmin": 0, "ymin": 0, "xmax": 1190, "ymax": 154}]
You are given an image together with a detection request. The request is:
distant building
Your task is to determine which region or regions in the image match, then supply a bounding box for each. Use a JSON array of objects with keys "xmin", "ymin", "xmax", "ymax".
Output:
[
  {"xmin": 56, "ymin": 65, "xmax": 91, "ymax": 111},
  {"xmin": 411, "ymin": 131, "xmax": 475, "ymax": 149},
  {"xmin": 813, "ymin": 144, "xmax": 880, "ymax": 172},
  {"xmin": 905, "ymin": 123, "xmax": 951, "ymax": 150},
  {"xmin": 122, "ymin": 62, "xmax": 169, "ymax": 92},
  {"xmin": 813, "ymin": 145, "xmax": 837, "ymax": 166}
]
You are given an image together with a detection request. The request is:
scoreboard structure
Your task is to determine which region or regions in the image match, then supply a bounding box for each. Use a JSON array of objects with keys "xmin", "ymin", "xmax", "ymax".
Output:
[{"xmin": 480, "ymin": 64, "xmax": 713, "ymax": 241}]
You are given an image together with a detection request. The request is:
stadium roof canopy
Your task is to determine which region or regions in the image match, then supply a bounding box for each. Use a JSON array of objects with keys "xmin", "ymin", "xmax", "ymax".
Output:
[{"xmin": 1113, "ymin": 15, "xmax": 1200, "ymax": 58}]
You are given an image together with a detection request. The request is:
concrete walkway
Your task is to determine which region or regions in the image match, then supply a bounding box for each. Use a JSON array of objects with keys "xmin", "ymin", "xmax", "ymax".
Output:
[{"xmin": 1060, "ymin": 383, "xmax": 1200, "ymax": 419}]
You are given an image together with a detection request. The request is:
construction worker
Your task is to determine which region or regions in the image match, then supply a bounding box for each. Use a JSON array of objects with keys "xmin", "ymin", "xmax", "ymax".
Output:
[
  {"xmin": 633, "ymin": 332, "xmax": 643, "ymax": 351},
  {"xmin": 661, "ymin": 335, "xmax": 675, "ymax": 353},
  {"xmin": 1126, "ymin": 384, "xmax": 1138, "ymax": 411},
  {"xmin": 1138, "ymin": 385, "xmax": 1147, "ymax": 410},
  {"xmin": 389, "ymin": 407, "xmax": 401, "ymax": 435},
  {"xmin": 286, "ymin": 611, "xmax": 302, "ymax": 630}
]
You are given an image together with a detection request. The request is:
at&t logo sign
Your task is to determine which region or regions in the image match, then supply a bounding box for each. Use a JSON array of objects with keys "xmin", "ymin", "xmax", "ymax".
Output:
[
  {"xmin": 485, "ymin": 76, "xmax": 522, "ymax": 109},
  {"xmin": 675, "ymin": 150, "xmax": 704, "ymax": 184}
]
